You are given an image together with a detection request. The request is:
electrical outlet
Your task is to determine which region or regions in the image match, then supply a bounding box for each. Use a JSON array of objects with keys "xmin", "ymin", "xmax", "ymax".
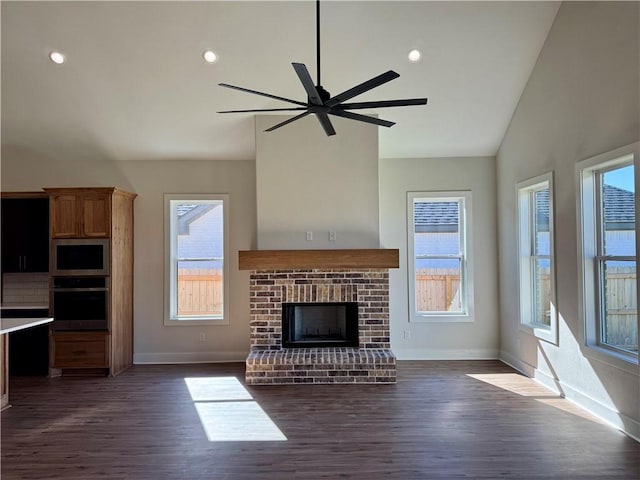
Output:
[
  {"xmin": 403, "ymin": 330, "xmax": 411, "ymax": 340},
  {"xmin": 306, "ymin": 231, "xmax": 313, "ymax": 241},
  {"xmin": 199, "ymin": 332, "xmax": 206, "ymax": 342},
  {"xmin": 329, "ymin": 231, "xmax": 336, "ymax": 241}
]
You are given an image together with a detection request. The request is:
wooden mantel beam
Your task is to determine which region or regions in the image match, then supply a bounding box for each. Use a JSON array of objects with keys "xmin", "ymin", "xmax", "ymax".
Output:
[{"xmin": 238, "ymin": 249, "xmax": 399, "ymax": 270}]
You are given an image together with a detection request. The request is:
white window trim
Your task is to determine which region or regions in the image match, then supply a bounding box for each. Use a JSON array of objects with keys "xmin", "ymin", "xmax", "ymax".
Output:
[
  {"xmin": 164, "ymin": 193, "xmax": 230, "ymax": 326},
  {"xmin": 576, "ymin": 142, "xmax": 639, "ymax": 372},
  {"xmin": 407, "ymin": 191, "xmax": 474, "ymax": 323},
  {"xmin": 517, "ymin": 172, "xmax": 558, "ymax": 345}
]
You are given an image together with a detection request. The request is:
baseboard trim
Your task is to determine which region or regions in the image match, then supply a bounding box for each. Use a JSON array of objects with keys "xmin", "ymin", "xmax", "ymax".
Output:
[
  {"xmin": 499, "ymin": 350, "xmax": 534, "ymax": 376},
  {"xmin": 536, "ymin": 369, "xmax": 640, "ymax": 442},
  {"xmin": 499, "ymin": 350, "xmax": 640, "ymax": 442},
  {"xmin": 133, "ymin": 351, "xmax": 248, "ymax": 364},
  {"xmin": 394, "ymin": 348, "xmax": 499, "ymax": 360}
]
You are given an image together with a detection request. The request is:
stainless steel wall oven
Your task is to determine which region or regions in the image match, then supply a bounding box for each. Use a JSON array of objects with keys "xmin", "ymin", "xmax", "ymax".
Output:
[{"xmin": 50, "ymin": 276, "xmax": 109, "ymax": 331}]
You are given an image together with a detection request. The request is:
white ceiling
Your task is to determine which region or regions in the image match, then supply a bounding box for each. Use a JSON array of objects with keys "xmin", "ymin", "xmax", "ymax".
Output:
[{"xmin": 1, "ymin": 1, "xmax": 560, "ymax": 162}]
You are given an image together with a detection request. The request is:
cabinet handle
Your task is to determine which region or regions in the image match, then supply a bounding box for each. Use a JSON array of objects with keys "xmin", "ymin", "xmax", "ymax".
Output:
[{"xmin": 23, "ymin": 256, "xmax": 27, "ymax": 271}]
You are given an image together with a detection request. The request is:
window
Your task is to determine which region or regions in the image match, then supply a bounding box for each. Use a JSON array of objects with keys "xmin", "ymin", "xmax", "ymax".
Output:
[
  {"xmin": 578, "ymin": 143, "xmax": 638, "ymax": 363},
  {"xmin": 407, "ymin": 191, "xmax": 473, "ymax": 322},
  {"xmin": 517, "ymin": 172, "xmax": 557, "ymax": 344},
  {"xmin": 164, "ymin": 194, "xmax": 229, "ymax": 325}
]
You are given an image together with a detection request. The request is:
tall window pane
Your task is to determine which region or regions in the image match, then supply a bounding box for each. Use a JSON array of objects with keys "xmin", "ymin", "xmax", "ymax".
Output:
[
  {"xmin": 175, "ymin": 201, "xmax": 224, "ymax": 318},
  {"xmin": 533, "ymin": 188, "xmax": 551, "ymax": 326},
  {"xmin": 408, "ymin": 192, "xmax": 472, "ymax": 320},
  {"xmin": 517, "ymin": 172, "xmax": 556, "ymax": 343},
  {"xmin": 578, "ymin": 144, "xmax": 638, "ymax": 363},
  {"xmin": 165, "ymin": 194, "xmax": 228, "ymax": 325},
  {"xmin": 598, "ymin": 164, "xmax": 636, "ymax": 354}
]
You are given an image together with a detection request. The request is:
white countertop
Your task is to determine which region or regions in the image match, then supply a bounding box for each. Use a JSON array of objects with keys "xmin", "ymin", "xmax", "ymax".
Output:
[
  {"xmin": 0, "ymin": 305, "xmax": 49, "ymax": 310},
  {"xmin": 0, "ymin": 317, "xmax": 53, "ymax": 335}
]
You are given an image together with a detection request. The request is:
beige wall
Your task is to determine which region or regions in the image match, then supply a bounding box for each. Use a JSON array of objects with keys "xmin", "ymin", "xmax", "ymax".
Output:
[
  {"xmin": 379, "ymin": 156, "xmax": 499, "ymax": 359},
  {"xmin": 496, "ymin": 1, "xmax": 640, "ymax": 438},
  {"xmin": 255, "ymin": 115, "xmax": 379, "ymax": 249},
  {"xmin": 1, "ymin": 154, "xmax": 256, "ymax": 362}
]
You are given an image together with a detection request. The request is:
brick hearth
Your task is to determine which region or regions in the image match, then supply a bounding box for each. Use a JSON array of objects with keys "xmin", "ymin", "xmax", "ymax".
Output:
[{"xmin": 243, "ymin": 264, "xmax": 397, "ymax": 385}]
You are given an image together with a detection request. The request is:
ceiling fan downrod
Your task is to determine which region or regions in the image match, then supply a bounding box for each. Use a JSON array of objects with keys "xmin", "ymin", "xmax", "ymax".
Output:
[{"xmin": 316, "ymin": 0, "xmax": 321, "ymax": 87}]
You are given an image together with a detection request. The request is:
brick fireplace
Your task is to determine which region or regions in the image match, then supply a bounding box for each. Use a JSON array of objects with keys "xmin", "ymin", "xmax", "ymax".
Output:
[{"xmin": 240, "ymin": 249, "xmax": 398, "ymax": 385}]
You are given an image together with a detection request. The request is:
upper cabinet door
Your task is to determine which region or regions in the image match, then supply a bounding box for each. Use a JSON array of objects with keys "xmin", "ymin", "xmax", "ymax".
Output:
[
  {"xmin": 50, "ymin": 194, "xmax": 80, "ymax": 238},
  {"xmin": 49, "ymin": 190, "xmax": 111, "ymax": 238},
  {"xmin": 81, "ymin": 194, "xmax": 111, "ymax": 238},
  {"xmin": 1, "ymin": 197, "xmax": 49, "ymax": 272}
]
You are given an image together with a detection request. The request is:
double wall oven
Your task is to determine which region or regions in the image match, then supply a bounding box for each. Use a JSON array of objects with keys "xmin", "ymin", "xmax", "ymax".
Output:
[{"xmin": 50, "ymin": 239, "xmax": 110, "ymax": 331}]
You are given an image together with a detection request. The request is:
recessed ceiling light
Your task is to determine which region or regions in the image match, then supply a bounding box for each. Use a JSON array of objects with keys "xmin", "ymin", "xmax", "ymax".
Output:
[
  {"xmin": 49, "ymin": 51, "xmax": 65, "ymax": 64},
  {"xmin": 203, "ymin": 50, "xmax": 218, "ymax": 63},
  {"xmin": 408, "ymin": 49, "xmax": 422, "ymax": 63}
]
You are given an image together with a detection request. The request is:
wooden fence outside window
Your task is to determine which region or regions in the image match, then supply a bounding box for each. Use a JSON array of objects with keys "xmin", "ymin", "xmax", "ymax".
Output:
[{"xmin": 177, "ymin": 269, "xmax": 223, "ymax": 317}]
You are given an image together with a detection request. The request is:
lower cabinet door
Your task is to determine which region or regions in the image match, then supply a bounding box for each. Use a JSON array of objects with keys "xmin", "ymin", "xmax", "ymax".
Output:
[{"xmin": 51, "ymin": 332, "xmax": 109, "ymax": 369}]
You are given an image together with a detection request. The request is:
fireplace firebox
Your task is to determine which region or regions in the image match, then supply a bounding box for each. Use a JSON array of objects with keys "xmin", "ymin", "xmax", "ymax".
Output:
[{"xmin": 282, "ymin": 302, "xmax": 358, "ymax": 348}]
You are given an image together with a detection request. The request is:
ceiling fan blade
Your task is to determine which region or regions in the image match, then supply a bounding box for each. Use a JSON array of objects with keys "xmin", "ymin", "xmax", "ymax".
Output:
[
  {"xmin": 325, "ymin": 71, "xmax": 400, "ymax": 107},
  {"xmin": 336, "ymin": 98, "xmax": 428, "ymax": 110},
  {"xmin": 292, "ymin": 63, "xmax": 323, "ymax": 106},
  {"xmin": 328, "ymin": 109, "xmax": 395, "ymax": 128},
  {"xmin": 315, "ymin": 113, "xmax": 336, "ymax": 136},
  {"xmin": 218, "ymin": 107, "xmax": 308, "ymax": 113},
  {"xmin": 219, "ymin": 83, "xmax": 307, "ymax": 107},
  {"xmin": 264, "ymin": 111, "xmax": 312, "ymax": 132}
]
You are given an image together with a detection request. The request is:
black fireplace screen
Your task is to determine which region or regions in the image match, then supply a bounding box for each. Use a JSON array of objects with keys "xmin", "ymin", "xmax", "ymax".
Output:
[{"xmin": 282, "ymin": 302, "xmax": 358, "ymax": 348}]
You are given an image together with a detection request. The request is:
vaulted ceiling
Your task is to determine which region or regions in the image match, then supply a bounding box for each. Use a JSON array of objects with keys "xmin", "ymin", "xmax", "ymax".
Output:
[{"xmin": 1, "ymin": 1, "xmax": 560, "ymax": 162}]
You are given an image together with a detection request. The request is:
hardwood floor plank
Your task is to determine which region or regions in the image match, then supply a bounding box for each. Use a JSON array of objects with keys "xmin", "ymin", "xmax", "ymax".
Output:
[{"xmin": 1, "ymin": 361, "xmax": 638, "ymax": 479}]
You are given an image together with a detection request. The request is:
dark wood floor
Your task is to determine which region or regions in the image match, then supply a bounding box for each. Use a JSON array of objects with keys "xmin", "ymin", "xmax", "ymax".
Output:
[{"xmin": 1, "ymin": 361, "xmax": 638, "ymax": 479}]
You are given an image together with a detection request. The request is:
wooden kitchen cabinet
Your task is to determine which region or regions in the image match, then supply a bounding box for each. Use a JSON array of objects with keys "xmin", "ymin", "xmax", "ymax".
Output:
[
  {"xmin": 47, "ymin": 189, "xmax": 111, "ymax": 238},
  {"xmin": 0, "ymin": 196, "xmax": 49, "ymax": 273},
  {"xmin": 50, "ymin": 332, "xmax": 109, "ymax": 369},
  {"xmin": 45, "ymin": 187, "xmax": 136, "ymax": 376}
]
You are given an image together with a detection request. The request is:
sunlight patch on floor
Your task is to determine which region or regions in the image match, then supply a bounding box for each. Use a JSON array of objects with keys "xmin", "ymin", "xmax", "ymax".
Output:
[
  {"xmin": 195, "ymin": 400, "xmax": 287, "ymax": 441},
  {"xmin": 534, "ymin": 397, "xmax": 608, "ymax": 425},
  {"xmin": 184, "ymin": 376, "xmax": 287, "ymax": 442},
  {"xmin": 184, "ymin": 376, "xmax": 253, "ymax": 402},
  {"xmin": 466, "ymin": 373, "xmax": 555, "ymax": 397},
  {"xmin": 466, "ymin": 373, "xmax": 607, "ymax": 426}
]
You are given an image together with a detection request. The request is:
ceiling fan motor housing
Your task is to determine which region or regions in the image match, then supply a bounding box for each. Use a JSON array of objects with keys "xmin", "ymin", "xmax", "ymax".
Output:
[{"xmin": 315, "ymin": 85, "xmax": 331, "ymax": 103}]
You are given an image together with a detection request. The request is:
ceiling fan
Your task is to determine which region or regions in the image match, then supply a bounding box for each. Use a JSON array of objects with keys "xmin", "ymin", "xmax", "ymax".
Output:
[{"xmin": 217, "ymin": 0, "xmax": 428, "ymax": 136}]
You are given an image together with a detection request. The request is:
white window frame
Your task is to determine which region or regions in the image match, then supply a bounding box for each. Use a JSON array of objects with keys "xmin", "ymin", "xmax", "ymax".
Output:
[
  {"xmin": 407, "ymin": 191, "xmax": 474, "ymax": 323},
  {"xmin": 517, "ymin": 172, "xmax": 558, "ymax": 344},
  {"xmin": 164, "ymin": 194, "xmax": 230, "ymax": 326},
  {"xmin": 576, "ymin": 142, "xmax": 639, "ymax": 370}
]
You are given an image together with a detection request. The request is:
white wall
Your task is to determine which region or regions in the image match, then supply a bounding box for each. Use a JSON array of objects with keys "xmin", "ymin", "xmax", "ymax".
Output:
[
  {"xmin": 255, "ymin": 115, "xmax": 379, "ymax": 249},
  {"xmin": 496, "ymin": 1, "xmax": 640, "ymax": 438},
  {"xmin": 380, "ymin": 156, "xmax": 499, "ymax": 359},
  {"xmin": 1, "ymin": 154, "xmax": 256, "ymax": 363}
]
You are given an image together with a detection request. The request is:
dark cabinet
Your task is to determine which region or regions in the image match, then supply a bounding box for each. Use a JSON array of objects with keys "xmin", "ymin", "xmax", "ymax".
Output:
[
  {"xmin": 6, "ymin": 308, "xmax": 50, "ymax": 376},
  {"xmin": 1, "ymin": 198, "xmax": 49, "ymax": 273}
]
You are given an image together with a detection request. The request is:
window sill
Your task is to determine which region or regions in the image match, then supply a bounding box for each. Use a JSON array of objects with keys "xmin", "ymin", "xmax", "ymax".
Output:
[
  {"xmin": 164, "ymin": 317, "xmax": 229, "ymax": 327},
  {"xmin": 520, "ymin": 322, "xmax": 558, "ymax": 345},
  {"xmin": 582, "ymin": 343, "xmax": 639, "ymax": 375},
  {"xmin": 411, "ymin": 314, "xmax": 473, "ymax": 323}
]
